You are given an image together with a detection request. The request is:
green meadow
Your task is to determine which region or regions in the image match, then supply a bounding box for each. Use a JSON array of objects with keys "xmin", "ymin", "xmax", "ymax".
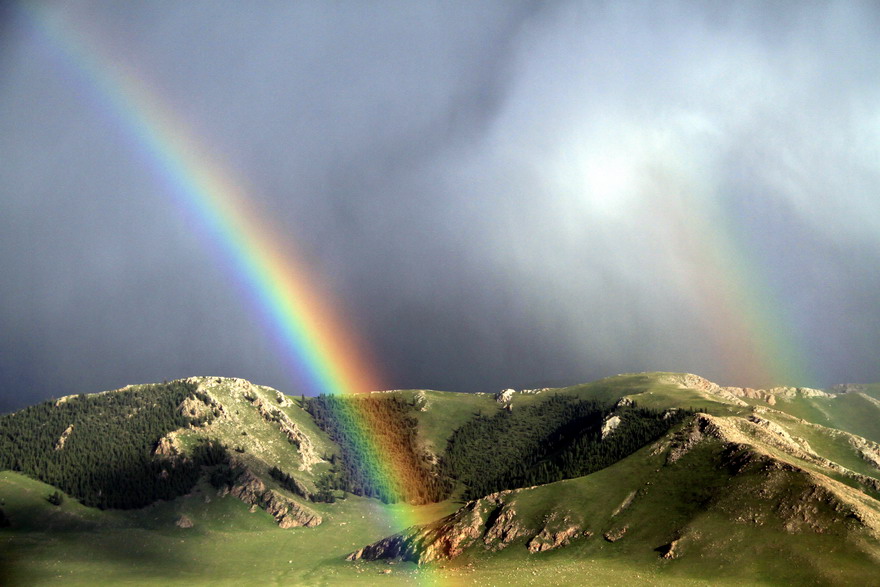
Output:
[{"xmin": 3, "ymin": 373, "xmax": 880, "ymax": 585}]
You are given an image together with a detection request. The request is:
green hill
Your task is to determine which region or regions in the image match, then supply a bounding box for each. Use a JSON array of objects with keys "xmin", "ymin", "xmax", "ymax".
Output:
[{"xmin": 2, "ymin": 372, "xmax": 880, "ymax": 585}]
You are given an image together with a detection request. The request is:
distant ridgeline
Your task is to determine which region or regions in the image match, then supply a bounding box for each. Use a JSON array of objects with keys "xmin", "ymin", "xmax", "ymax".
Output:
[
  {"xmin": 0, "ymin": 381, "xmax": 227, "ymax": 509},
  {"xmin": 444, "ymin": 395, "xmax": 692, "ymax": 500},
  {"xmin": 0, "ymin": 379, "xmax": 690, "ymax": 510},
  {"xmin": 304, "ymin": 392, "xmax": 688, "ymax": 504}
]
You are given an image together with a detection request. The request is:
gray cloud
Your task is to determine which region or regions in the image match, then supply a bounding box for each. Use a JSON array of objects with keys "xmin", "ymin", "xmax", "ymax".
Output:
[{"xmin": 2, "ymin": 1, "xmax": 879, "ymax": 413}]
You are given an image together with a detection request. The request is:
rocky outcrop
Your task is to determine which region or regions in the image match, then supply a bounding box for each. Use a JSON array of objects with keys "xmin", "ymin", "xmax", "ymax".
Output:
[
  {"xmin": 413, "ymin": 390, "xmax": 428, "ymax": 412},
  {"xmin": 175, "ymin": 515, "xmax": 194, "ymax": 528},
  {"xmin": 348, "ymin": 490, "xmax": 595, "ymax": 564},
  {"xmin": 657, "ymin": 539, "xmax": 679, "ymax": 559},
  {"xmin": 663, "ymin": 373, "xmax": 836, "ymax": 406},
  {"xmin": 526, "ymin": 515, "xmax": 586, "ymax": 553},
  {"xmin": 722, "ymin": 387, "xmax": 777, "ymax": 405},
  {"xmin": 54, "ymin": 425, "xmax": 74, "ymax": 451},
  {"xmin": 482, "ymin": 502, "xmax": 529, "ymax": 549},
  {"xmin": 831, "ymin": 384, "xmax": 869, "ymax": 395},
  {"xmin": 849, "ymin": 436, "xmax": 880, "ymax": 471},
  {"xmin": 250, "ymin": 396, "xmax": 321, "ymax": 471},
  {"xmin": 603, "ymin": 526, "xmax": 628, "ymax": 542},
  {"xmin": 226, "ymin": 467, "xmax": 321, "ymax": 528},
  {"xmin": 665, "ymin": 414, "xmax": 723, "ymax": 464},
  {"xmin": 349, "ymin": 409, "xmax": 880, "ymax": 566},
  {"xmin": 496, "ymin": 389, "xmax": 515, "ymax": 405},
  {"xmin": 348, "ymin": 491, "xmax": 527, "ymax": 564},
  {"xmin": 662, "ymin": 373, "xmax": 750, "ymax": 407},
  {"xmin": 152, "ymin": 434, "xmax": 181, "ymax": 458},
  {"xmin": 743, "ymin": 415, "xmax": 818, "ymax": 459},
  {"xmin": 601, "ymin": 415, "xmax": 621, "ymax": 440},
  {"xmin": 178, "ymin": 396, "xmax": 215, "ymax": 423},
  {"xmin": 667, "ymin": 414, "xmax": 880, "ymax": 539}
]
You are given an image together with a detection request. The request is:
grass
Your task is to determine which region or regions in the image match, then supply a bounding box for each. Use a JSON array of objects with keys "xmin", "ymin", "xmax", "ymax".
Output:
[
  {"xmin": 387, "ymin": 389, "xmax": 503, "ymax": 456},
  {"xmin": 0, "ymin": 470, "xmax": 460, "ymax": 586},
  {"xmin": 770, "ymin": 393, "xmax": 880, "ymax": 444},
  {"xmin": 4, "ymin": 372, "xmax": 880, "ymax": 585}
]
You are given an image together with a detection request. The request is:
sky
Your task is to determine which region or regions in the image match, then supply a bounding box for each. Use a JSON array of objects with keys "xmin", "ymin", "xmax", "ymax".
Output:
[{"xmin": 2, "ymin": 1, "xmax": 879, "ymax": 413}]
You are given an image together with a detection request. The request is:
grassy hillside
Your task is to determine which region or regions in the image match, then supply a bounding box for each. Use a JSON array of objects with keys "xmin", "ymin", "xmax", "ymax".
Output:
[
  {"xmin": 766, "ymin": 392, "xmax": 880, "ymax": 444},
  {"xmin": 3, "ymin": 372, "xmax": 880, "ymax": 585},
  {"xmin": 353, "ymin": 413, "xmax": 880, "ymax": 585}
]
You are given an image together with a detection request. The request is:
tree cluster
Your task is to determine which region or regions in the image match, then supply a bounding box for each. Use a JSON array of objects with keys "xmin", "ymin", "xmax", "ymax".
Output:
[
  {"xmin": 443, "ymin": 395, "xmax": 691, "ymax": 500},
  {"xmin": 304, "ymin": 394, "xmax": 451, "ymax": 504},
  {"xmin": 0, "ymin": 381, "xmax": 222, "ymax": 509}
]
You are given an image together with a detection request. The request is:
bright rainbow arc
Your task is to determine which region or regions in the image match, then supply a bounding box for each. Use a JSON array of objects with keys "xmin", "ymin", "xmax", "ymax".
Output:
[
  {"xmin": 25, "ymin": 4, "xmax": 444, "ymax": 568},
  {"xmin": 28, "ymin": 6, "xmax": 382, "ymax": 400}
]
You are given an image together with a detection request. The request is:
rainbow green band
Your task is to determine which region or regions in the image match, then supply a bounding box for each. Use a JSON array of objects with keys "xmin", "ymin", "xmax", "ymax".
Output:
[{"xmin": 23, "ymin": 8, "xmax": 444, "ymax": 581}]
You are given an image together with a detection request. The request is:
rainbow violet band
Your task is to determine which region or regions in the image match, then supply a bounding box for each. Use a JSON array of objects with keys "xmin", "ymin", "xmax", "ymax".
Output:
[{"xmin": 23, "ymin": 3, "xmax": 446, "ymax": 542}]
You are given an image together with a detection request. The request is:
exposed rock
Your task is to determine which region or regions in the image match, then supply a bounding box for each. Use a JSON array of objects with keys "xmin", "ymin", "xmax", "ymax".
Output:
[
  {"xmin": 662, "ymin": 373, "xmax": 749, "ymax": 406},
  {"xmin": 666, "ymin": 414, "xmax": 723, "ymax": 464},
  {"xmin": 665, "ymin": 374, "xmax": 834, "ymax": 405},
  {"xmin": 227, "ymin": 466, "xmax": 321, "ymax": 528},
  {"xmin": 657, "ymin": 539, "xmax": 679, "ymax": 559},
  {"xmin": 413, "ymin": 390, "xmax": 428, "ymax": 412},
  {"xmin": 526, "ymin": 515, "xmax": 584, "ymax": 553},
  {"xmin": 275, "ymin": 391, "xmax": 292, "ymax": 406},
  {"xmin": 765, "ymin": 386, "xmax": 834, "ymax": 399},
  {"xmin": 350, "ymin": 409, "xmax": 880, "ymax": 566},
  {"xmin": 830, "ymin": 384, "xmax": 868, "ymax": 395},
  {"xmin": 603, "ymin": 526, "xmax": 628, "ymax": 542},
  {"xmin": 601, "ymin": 415, "xmax": 622, "ymax": 440},
  {"xmin": 849, "ymin": 436, "xmax": 880, "ymax": 471},
  {"xmin": 252, "ymin": 399, "xmax": 321, "ymax": 471},
  {"xmin": 672, "ymin": 373, "xmax": 722, "ymax": 393},
  {"xmin": 54, "ymin": 425, "xmax": 74, "ymax": 451},
  {"xmin": 348, "ymin": 491, "xmax": 520, "ymax": 564},
  {"xmin": 349, "ymin": 489, "xmax": 595, "ymax": 563},
  {"xmin": 722, "ymin": 387, "xmax": 777, "ymax": 405},
  {"xmin": 178, "ymin": 396, "xmax": 214, "ymax": 423},
  {"xmin": 496, "ymin": 389, "xmax": 515, "ymax": 405},
  {"xmin": 668, "ymin": 415, "xmax": 880, "ymax": 540},
  {"xmin": 482, "ymin": 503, "xmax": 528, "ymax": 550},
  {"xmin": 175, "ymin": 515, "xmax": 194, "ymax": 528},
  {"xmin": 153, "ymin": 434, "xmax": 179, "ymax": 458},
  {"xmin": 611, "ymin": 491, "xmax": 637, "ymax": 517},
  {"xmin": 744, "ymin": 415, "xmax": 818, "ymax": 458}
]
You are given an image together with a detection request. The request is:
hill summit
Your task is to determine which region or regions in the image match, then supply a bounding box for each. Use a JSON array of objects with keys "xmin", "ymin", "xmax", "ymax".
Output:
[{"xmin": 2, "ymin": 372, "xmax": 880, "ymax": 585}]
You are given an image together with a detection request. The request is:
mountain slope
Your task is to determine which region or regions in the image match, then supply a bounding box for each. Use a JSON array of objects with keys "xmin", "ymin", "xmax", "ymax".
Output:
[
  {"xmin": 350, "ymin": 412, "xmax": 880, "ymax": 584},
  {"xmin": 3, "ymin": 371, "xmax": 880, "ymax": 585}
]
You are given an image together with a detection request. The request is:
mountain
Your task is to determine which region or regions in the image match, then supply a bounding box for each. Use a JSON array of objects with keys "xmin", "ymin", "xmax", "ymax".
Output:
[{"xmin": 2, "ymin": 373, "xmax": 880, "ymax": 585}]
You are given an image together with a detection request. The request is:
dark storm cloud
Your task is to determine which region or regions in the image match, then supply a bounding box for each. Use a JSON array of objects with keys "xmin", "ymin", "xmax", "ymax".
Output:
[{"xmin": 1, "ymin": 1, "xmax": 879, "ymax": 412}]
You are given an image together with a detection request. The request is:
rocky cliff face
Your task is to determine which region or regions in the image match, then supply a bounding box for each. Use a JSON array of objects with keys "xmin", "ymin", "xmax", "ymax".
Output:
[
  {"xmin": 347, "ymin": 488, "xmax": 593, "ymax": 564},
  {"xmin": 222, "ymin": 465, "xmax": 321, "ymax": 528},
  {"xmin": 350, "ymin": 412, "xmax": 880, "ymax": 564},
  {"xmin": 348, "ymin": 491, "xmax": 528, "ymax": 564},
  {"xmin": 54, "ymin": 424, "xmax": 74, "ymax": 451}
]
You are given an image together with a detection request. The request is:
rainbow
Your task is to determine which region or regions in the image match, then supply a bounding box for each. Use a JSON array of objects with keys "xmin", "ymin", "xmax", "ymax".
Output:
[
  {"xmin": 641, "ymin": 164, "xmax": 816, "ymax": 389},
  {"xmin": 620, "ymin": 161, "xmax": 818, "ymax": 388},
  {"xmin": 23, "ymin": 4, "xmax": 444, "ymax": 576}
]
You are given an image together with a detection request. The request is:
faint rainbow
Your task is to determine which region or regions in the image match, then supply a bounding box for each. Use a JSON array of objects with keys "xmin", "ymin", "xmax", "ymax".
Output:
[
  {"xmin": 24, "ymin": 3, "xmax": 445, "ymax": 570},
  {"xmin": 644, "ymin": 163, "xmax": 816, "ymax": 389}
]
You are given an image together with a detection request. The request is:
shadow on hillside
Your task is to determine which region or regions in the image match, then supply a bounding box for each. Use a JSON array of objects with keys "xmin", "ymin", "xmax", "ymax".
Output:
[{"xmin": 1, "ymin": 521, "xmax": 199, "ymax": 586}]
